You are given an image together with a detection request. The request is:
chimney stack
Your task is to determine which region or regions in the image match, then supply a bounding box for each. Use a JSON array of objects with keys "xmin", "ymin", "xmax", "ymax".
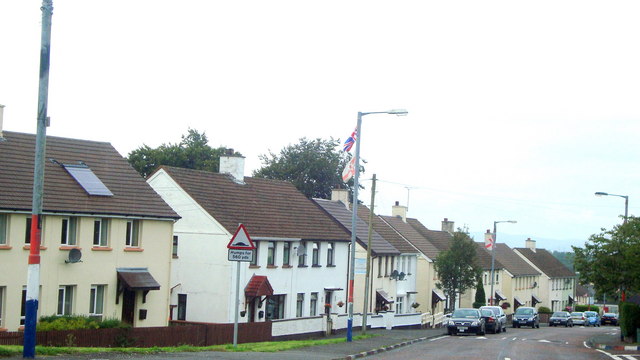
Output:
[
  {"xmin": 0, "ymin": 104, "xmax": 5, "ymax": 140},
  {"xmin": 330, "ymin": 188, "xmax": 350, "ymax": 208},
  {"xmin": 391, "ymin": 201, "xmax": 407, "ymax": 222},
  {"xmin": 525, "ymin": 238, "xmax": 536, "ymax": 252},
  {"xmin": 441, "ymin": 218, "xmax": 454, "ymax": 233},
  {"xmin": 219, "ymin": 149, "xmax": 245, "ymax": 183}
]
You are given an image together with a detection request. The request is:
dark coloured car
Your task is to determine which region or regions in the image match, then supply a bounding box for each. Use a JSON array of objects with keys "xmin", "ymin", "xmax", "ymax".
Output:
[
  {"xmin": 601, "ymin": 313, "xmax": 618, "ymax": 326},
  {"xmin": 480, "ymin": 305, "xmax": 507, "ymax": 333},
  {"xmin": 447, "ymin": 308, "xmax": 486, "ymax": 336},
  {"xmin": 549, "ymin": 311, "xmax": 573, "ymax": 327},
  {"xmin": 513, "ymin": 306, "xmax": 539, "ymax": 328}
]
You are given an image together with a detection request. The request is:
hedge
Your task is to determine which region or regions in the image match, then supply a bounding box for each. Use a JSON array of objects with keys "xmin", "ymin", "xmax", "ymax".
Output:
[
  {"xmin": 620, "ymin": 302, "xmax": 640, "ymax": 341},
  {"xmin": 574, "ymin": 304, "xmax": 600, "ymax": 313}
]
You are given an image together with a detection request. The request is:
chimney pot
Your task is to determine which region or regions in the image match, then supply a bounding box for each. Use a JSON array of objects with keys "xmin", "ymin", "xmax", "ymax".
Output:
[
  {"xmin": 392, "ymin": 202, "xmax": 407, "ymax": 222},
  {"xmin": 441, "ymin": 218, "xmax": 454, "ymax": 233},
  {"xmin": 219, "ymin": 152, "xmax": 245, "ymax": 183},
  {"xmin": 330, "ymin": 188, "xmax": 350, "ymax": 208}
]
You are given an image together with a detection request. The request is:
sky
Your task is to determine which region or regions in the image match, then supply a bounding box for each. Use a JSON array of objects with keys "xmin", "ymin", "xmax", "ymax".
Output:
[{"xmin": 1, "ymin": 1, "xmax": 639, "ymax": 252}]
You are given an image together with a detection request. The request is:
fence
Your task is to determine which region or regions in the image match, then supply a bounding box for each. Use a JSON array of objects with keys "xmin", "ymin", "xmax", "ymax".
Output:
[{"xmin": 0, "ymin": 321, "xmax": 271, "ymax": 347}]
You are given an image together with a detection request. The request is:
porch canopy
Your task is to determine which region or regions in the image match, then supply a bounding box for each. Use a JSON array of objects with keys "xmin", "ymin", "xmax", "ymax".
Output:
[
  {"xmin": 532, "ymin": 294, "xmax": 541, "ymax": 306},
  {"xmin": 376, "ymin": 289, "xmax": 394, "ymax": 304},
  {"xmin": 245, "ymin": 275, "xmax": 274, "ymax": 298},
  {"xmin": 494, "ymin": 290, "xmax": 506, "ymax": 301},
  {"xmin": 514, "ymin": 296, "xmax": 523, "ymax": 307},
  {"xmin": 116, "ymin": 268, "xmax": 161, "ymax": 303}
]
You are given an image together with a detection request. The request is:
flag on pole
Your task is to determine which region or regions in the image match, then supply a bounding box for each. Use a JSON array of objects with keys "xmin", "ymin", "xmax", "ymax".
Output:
[
  {"xmin": 484, "ymin": 233, "xmax": 495, "ymax": 250},
  {"xmin": 342, "ymin": 157, "xmax": 356, "ymax": 182},
  {"xmin": 343, "ymin": 128, "xmax": 357, "ymax": 152}
]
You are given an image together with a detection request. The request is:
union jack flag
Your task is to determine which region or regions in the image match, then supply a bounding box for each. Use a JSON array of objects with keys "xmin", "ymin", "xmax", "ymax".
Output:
[{"xmin": 343, "ymin": 128, "xmax": 357, "ymax": 152}]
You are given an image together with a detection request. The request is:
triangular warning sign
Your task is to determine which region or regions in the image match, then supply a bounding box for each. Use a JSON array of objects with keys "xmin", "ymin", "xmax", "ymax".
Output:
[{"xmin": 227, "ymin": 224, "xmax": 255, "ymax": 249}]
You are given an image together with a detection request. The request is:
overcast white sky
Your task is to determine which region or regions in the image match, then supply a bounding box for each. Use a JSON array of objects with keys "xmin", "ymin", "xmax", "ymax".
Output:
[{"xmin": 2, "ymin": 1, "xmax": 639, "ymax": 251}]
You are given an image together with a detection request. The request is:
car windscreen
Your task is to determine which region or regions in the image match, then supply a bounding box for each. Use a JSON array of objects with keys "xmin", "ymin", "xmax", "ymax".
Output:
[
  {"xmin": 515, "ymin": 308, "xmax": 533, "ymax": 315},
  {"xmin": 452, "ymin": 309, "xmax": 479, "ymax": 318},
  {"xmin": 552, "ymin": 312, "xmax": 567, "ymax": 317},
  {"xmin": 481, "ymin": 309, "xmax": 493, "ymax": 317},
  {"xmin": 571, "ymin": 312, "xmax": 582, "ymax": 316}
]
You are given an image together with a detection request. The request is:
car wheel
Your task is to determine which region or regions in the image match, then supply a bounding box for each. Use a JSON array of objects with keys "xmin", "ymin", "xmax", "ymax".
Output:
[
  {"xmin": 479, "ymin": 325, "xmax": 485, "ymax": 336},
  {"xmin": 536, "ymin": 323, "xmax": 540, "ymax": 329},
  {"xmin": 503, "ymin": 325, "xmax": 506, "ymax": 333}
]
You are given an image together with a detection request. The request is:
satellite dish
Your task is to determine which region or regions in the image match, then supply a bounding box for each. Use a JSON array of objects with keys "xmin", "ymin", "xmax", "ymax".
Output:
[
  {"xmin": 296, "ymin": 245, "xmax": 306, "ymax": 257},
  {"xmin": 390, "ymin": 270, "xmax": 399, "ymax": 279},
  {"xmin": 532, "ymin": 281, "xmax": 537, "ymax": 288},
  {"xmin": 65, "ymin": 248, "xmax": 82, "ymax": 263},
  {"xmin": 398, "ymin": 272, "xmax": 406, "ymax": 281}
]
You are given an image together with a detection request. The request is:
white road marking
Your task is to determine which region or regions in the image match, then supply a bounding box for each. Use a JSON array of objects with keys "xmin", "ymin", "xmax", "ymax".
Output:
[
  {"xmin": 538, "ymin": 339, "xmax": 551, "ymax": 343},
  {"xmin": 583, "ymin": 341, "xmax": 590, "ymax": 348},
  {"xmin": 429, "ymin": 336, "xmax": 448, "ymax": 342},
  {"xmin": 596, "ymin": 349, "xmax": 623, "ymax": 360}
]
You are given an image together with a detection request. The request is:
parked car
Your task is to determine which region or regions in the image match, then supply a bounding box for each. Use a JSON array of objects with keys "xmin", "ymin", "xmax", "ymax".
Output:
[
  {"xmin": 601, "ymin": 313, "xmax": 618, "ymax": 326},
  {"xmin": 570, "ymin": 311, "xmax": 586, "ymax": 326},
  {"xmin": 584, "ymin": 311, "xmax": 600, "ymax": 327},
  {"xmin": 513, "ymin": 307, "xmax": 539, "ymax": 328},
  {"xmin": 548, "ymin": 311, "xmax": 573, "ymax": 327},
  {"xmin": 447, "ymin": 308, "xmax": 486, "ymax": 336},
  {"xmin": 480, "ymin": 306, "xmax": 507, "ymax": 333}
]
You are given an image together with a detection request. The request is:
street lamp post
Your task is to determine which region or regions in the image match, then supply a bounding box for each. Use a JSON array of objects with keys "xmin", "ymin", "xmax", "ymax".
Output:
[
  {"xmin": 595, "ymin": 192, "xmax": 629, "ymax": 224},
  {"xmin": 594, "ymin": 191, "xmax": 629, "ymax": 305},
  {"xmin": 490, "ymin": 220, "xmax": 516, "ymax": 306},
  {"xmin": 347, "ymin": 109, "xmax": 407, "ymax": 342}
]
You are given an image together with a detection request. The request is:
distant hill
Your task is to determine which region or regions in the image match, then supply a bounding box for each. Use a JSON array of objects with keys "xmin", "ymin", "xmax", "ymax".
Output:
[{"xmin": 551, "ymin": 251, "xmax": 575, "ymax": 271}]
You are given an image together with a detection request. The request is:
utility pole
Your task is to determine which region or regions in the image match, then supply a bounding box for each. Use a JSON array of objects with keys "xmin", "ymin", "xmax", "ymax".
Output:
[
  {"xmin": 361, "ymin": 174, "xmax": 376, "ymax": 334},
  {"xmin": 24, "ymin": 1, "xmax": 53, "ymax": 358}
]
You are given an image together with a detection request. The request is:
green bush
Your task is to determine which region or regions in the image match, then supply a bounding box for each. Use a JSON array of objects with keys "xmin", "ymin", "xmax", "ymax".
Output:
[
  {"xmin": 619, "ymin": 302, "xmax": 640, "ymax": 341},
  {"xmin": 37, "ymin": 315, "xmax": 130, "ymax": 331},
  {"xmin": 574, "ymin": 304, "xmax": 600, "ymax": 313},
  {"xmin": 537, "ymin": 306, "xmax": 552, "ymax": 314}
]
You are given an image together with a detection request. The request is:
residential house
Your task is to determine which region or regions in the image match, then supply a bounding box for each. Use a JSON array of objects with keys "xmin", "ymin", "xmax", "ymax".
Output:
[
  {"xmin": 0, "ymin": 130, "xmax": 179, "ymax": 331},
  {"xmin": 479, "ymin": 232, "xmax": 541, "ymax": 312},
  {"xmin": 575, "ymin": 284, "xmax": 595, "ymax": 306},
  {"xmin": 514, "ymin": 238, "xmax": 576, "ymax": 311},
  {"xmin": 146, "ymin": 154, "xmax": 352, "ymax": 324},
  {"xmin": 313, "ymin": 193, "xmax": 402, "ymax": 317}
]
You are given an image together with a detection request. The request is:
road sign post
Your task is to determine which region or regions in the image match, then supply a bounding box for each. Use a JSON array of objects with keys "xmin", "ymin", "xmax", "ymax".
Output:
[{"xmin": 227, "ymin": 224, "xmax": 255, "ymax": 348}]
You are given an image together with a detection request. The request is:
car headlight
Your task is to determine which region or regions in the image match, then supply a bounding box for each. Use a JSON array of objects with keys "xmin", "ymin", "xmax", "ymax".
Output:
[
  {"xmin": 471, "ymin": 321, "xmax": 479, "ymax": 326},
  {"xmin": 448, "ymin": 320, "xmax": 455, "ymax": 326},
  {"xmin": 528, "ymin": 317, "xmax": 534, "ymax": 321}
]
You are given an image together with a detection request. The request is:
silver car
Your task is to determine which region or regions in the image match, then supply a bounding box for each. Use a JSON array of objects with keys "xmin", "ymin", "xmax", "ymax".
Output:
[{"xmin": 480, "ymin": 306, "xmax": 507, "ymax": 333}]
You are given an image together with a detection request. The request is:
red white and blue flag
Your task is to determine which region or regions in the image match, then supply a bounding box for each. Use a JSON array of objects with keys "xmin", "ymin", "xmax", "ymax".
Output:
[
  {"xmin": 342, "ymin": 157, "xmax": 356, "ymax": 183},
  {"xmin": 343, "ymin": 128, "xmax": 357, "ymax": 152}
]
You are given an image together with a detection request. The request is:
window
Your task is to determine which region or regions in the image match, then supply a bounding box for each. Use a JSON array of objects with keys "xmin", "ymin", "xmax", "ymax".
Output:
[
  {"xmin": 57, "ymin": 285, "xmax": 74, "ymax": 315},
  {"xmin": 0, "ymin": 214, "xmax": 7, "ymax": 245},
  {"xmin": 20, "ymin": 287, "xmax": 26, "ymax": 326},
  {"xmin": 326, "ymin": 242, "xmax": 334, "ymax": 266},
  {"xmin": 25, "ymin": 217, "xmax": 32, "ymax": 244},
  {"xmin": 177, "ymin": 294, "xmax": 187, "ymax": 321},
  {"xmin": 378, "ymin": 257, "xmax": 383, "ymax": 277},
  {"xmin": 89, "ymin": 285, "xmax": 105, "ymax": 320},
  {"xmin": 93, "ymin": 218, "xmax": 109, "ymax": 247},
  {"xmin": 312, "ymin": 242, "xmax": 320, "ymax": 266},
  {"xmin": 484, "ymin": 273, "xmax": 488, "ymax": 285},
  {"xmin": 396, "ymin": 296, "xmax": 404, "ymax": 314},
  {"xmin": 283, "ymin": 242, "xmax": 291, "ymax": 266},
  {"xmin": 250, "ymin": 242, "xmax": 259, "ymax": 266},
  {"xmin": 296, "ymin": 293, "xmax": 304, "ymax": 317},
  {"xmin": 310, "ymin": 292, "xmax": 318, "ymax": 316},
  {"xmin": 125, "ymin": 220, "xmax": 140, "ymax": 247},
  {"xmin": 172, "ymin": 236, "xmax": 178, "ymax": 258},
  {"xmin": 385, "ymin": 256, "xmax": 389, "ymax": 277},
  {"xmin": 0, "ymin": 286, "xmax": 4, "ymax": 327},
  {"xmin": 61, "ymin": 217, "xmax": 78, "ymax": 245},
  {"xmin": 495, "ymin": 273, "xmax": 499, "ymax": 284},
  {"xmin": 298, "ymin": 241, "xmax": 307, "ymax": 266},
  {"xmin": 399, "ymin": 256, "xmax": 405, "ymax": 273},
  {"xmin": 267, "ymin": 295, "xmax": 285, "ymax": 320},
  {"xmin": 390, "ymin": 256, "xmax": 395, "ymax": 272},
  {"xmin": 267, "ymin": 241, "xmax": 276, "ymax": 266}
]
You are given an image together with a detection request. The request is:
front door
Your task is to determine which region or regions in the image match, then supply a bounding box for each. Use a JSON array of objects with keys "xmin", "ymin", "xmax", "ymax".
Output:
[{"xmin": 122, "ymin": 289, "xmax": 136, "ymax": 325}]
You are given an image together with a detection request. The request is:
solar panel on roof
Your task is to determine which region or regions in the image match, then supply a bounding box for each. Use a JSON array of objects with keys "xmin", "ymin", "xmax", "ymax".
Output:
[{"xmin": 62, "ymin": 163, "xmax": 113, "ymax": 196}]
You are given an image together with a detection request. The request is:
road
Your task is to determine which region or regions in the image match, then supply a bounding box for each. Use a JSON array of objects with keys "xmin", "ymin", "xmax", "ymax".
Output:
[{"xmin": 371, "ymin": 326, "xmax": 637, "ymax": 360}]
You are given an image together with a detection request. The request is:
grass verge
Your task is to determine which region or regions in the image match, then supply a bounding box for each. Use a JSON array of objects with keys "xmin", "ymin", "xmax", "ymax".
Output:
[{"xmin": 0, "ymin": 333, "xmax": 377, "ymax": 357}]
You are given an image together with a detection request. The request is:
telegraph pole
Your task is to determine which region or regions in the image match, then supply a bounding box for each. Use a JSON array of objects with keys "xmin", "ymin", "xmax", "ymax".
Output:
[
  {"xmin": 361, "ymin": 174, "xmax": 376, "ymax": 334},
  {"xmin": 24, "ymin": 1, "xmax": 53, "ymax": 358}
]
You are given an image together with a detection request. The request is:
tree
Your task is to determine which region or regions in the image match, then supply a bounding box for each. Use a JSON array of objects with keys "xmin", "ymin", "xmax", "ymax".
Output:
[
  {"xmin": 127, "ymin": 129, "xmax": 231, "ymax": 178},
  {"xmin": 552, "ymin": 251, "xmax": 575, "ymax": 271},
  {"xmin": 473, "ymin": 277, "xmax": 486, "ymax": 308},
  {"xmin": 252, "ymin": 137, "xmax": 354, "ymax": 199},
  {"xmin": 434, "ymin": 229, "xmax": 483, "ymax": 312},
  {"xmin": 573, "ymin": 216, "xmax": 640, "ymax": 302}
]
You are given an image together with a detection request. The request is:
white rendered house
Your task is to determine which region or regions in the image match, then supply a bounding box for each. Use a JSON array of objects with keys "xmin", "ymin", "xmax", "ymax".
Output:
[{"xmin": 147, "ymin": 153, "xmax": 352, "ymax": 323}]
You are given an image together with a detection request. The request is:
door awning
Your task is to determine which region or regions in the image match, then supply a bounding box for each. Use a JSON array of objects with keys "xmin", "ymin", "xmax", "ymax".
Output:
[
  {"xmin": 432, "ymin": 289, "xmax": 446, "ymax": 302},
  {"xmin": 532, "ymin": 294, "xmax": 541, "ymax": 305},
  {"xmin": 514, "ymin": 296, "xmax": 523, "ymax": 306},
  {"xmin": 245, "ymin": 275, "xmax": 274, "ymax": 298},
  {"xmin": 116, "ymin": 268, "xmax": 160, "ymax": 304},
  {"xmin": 376, "ymin": 289, "xmax": 394, "ymax": 304},
  {"xmin": 568, "ymin": 295, "xmax": 574, "ymax": 304},
  {"xmin": 495, "ymin": 290, "xmax": 506, "ymax": 301}
]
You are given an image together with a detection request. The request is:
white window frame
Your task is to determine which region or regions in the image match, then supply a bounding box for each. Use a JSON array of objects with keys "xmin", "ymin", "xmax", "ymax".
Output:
[
  {"xmin": 0, "ymin": 286, "xmax": 4, "ymax": 328},
  {"xmin": 0, "ymin": 214, "xmax": 7, "ymax": 245},
  {"xmin": 125, "ymin": 220, "xmax": 140, "ymax": 247},
  {"xmin": 312, "ymin": 242, "xmax": 320, "ymax": 266},
  {"xmin": 310, "ymin": 292, "xmax": 318, "ymax": 316},
  {"xmin": 61, "ymin": 217, "xmax": 78, "ymax": 246},
  {"xmin": 89, "ymin": 285, "xmax": 105, "ymax": 320},
  {"xmin": 57, "ymin": 285, "xmax": 75, "ymax": 315},
  {"xmin": 326, "ymin": 242, "xmax": 334, "ymax": 266},
  {"xmin": 267, "ymin": 241, "xmax": 276, "ymax": 266},
  {"xmin": 20, "ymin": 287, "xmax": 26, "ymax": 326},
  {"xmin": 296, "ymin": 293, "xmax": 304, "ymax": 317},
  {"xmin": 93, "ymin": 218, "xmax": 109, "ymax": 247},
  {"xmin": 396, "ymin": 296, "xmax": 404, "ymax": 314}
]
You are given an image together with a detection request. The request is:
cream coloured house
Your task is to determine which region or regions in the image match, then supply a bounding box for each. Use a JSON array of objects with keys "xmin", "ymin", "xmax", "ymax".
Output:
[{"xmin": 0, "ymin": 131, "xmax": 179, "ymax": 331}]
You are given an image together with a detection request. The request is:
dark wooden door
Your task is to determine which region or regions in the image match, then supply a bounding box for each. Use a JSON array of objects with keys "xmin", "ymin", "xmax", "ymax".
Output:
[{"xmin": 122, "ymin": 289, "xmax": 136, "ymax": 325}]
